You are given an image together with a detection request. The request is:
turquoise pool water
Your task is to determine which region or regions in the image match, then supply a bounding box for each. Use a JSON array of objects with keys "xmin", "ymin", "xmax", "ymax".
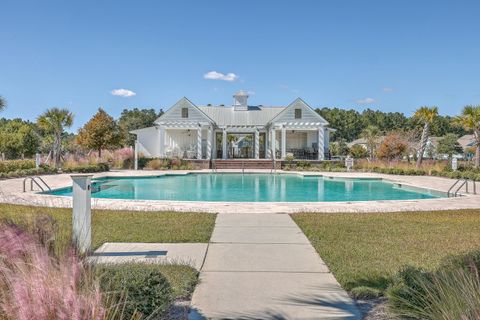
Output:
[{"xmin": 45, "ymin": 173, "xmax": 443, "ymax": 202}]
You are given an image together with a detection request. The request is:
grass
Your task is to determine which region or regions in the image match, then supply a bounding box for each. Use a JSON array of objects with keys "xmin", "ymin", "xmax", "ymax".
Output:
[
  {"xmin": 292, "ymin": 210, "xmax": 480, "ymax": 292},
  {"xmin": 0, "ymin": 204, "xmax": 216, "ymax": 250}
]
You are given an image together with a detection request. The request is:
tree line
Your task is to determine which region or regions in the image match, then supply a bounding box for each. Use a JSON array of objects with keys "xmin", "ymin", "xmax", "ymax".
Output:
[
  {"xmin": 0, "ymin": 95, "xmax": 163, "ymax": 167},
  {"xmin": 316, "ymin": 107, "xmax": 466, "ymax": 142}
]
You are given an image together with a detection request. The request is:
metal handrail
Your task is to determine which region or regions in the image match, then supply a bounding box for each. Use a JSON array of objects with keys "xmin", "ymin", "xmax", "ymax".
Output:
[
  {"xmin": 35, "ymin": 176, "xmax": 51, "ymax": 191},
  {"xmin": 211, "ymin": 159, "xmax": 217, "ymax": 173},
  {"xmin": 447, "ymin": 179, "xmax": 462, "ymax": 197},
  {"xmin": 242, "ymin": 160, "xmax": 245, "ymax": 174},
  {"xmin": 448, "ymin": 178, "xmax": 477, "ymax": 197},
  {"xmin": 23, "ymin": 176, "xmax": 51, "ymax": 193},
  {"xmin": 271, "ymin": 158, "xmax": 276, "ymax": 174}
]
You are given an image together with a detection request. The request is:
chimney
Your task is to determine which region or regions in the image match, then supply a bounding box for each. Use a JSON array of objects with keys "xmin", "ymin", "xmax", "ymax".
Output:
[{"xmin": 233, "ymin": 90, "xmax": 249, "ymax": 111}]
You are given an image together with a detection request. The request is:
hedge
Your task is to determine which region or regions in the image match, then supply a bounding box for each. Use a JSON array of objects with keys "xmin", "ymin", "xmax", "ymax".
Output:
[
  {"xmin": 61, "ymin": 163, "xmax": 109, "ymax": 173},
  {"xmin": 0, "ymin": 159, "xmax": 36, "ymax": 173}
]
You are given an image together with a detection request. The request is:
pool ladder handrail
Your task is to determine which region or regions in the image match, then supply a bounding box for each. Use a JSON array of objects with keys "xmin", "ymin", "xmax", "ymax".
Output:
[
  {"xmin": 211, "ymin": 160, "xmax": 217, "ymax": 173},
  {"xmin": 23, "ymin": 176, "xmax": 51, "ymax": 192},
  {"xmin": 270, "ymin": 158, "xmax": 276, "ymax": 174},
  {"xmin": 447, "ymin": 178, "xmax": 476, "ymax": 197}
]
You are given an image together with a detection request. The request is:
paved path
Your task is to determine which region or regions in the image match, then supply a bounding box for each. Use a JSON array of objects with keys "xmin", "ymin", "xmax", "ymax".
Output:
[{"xmin": 189, "ymin": 213, "xmax": 361, "ymax": 320}]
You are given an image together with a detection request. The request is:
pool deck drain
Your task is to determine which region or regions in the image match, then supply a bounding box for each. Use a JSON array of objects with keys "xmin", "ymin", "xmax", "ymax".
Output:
[{"xmin": 188, "ymin": 213, "xmax": 361, "ymax": 319}]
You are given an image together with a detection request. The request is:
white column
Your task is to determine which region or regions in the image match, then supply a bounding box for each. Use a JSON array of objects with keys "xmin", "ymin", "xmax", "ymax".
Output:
[
  {"xmin": 197, "ymin": 126, "xmax": 203, "ymax": 159},
  {"xmin": 318, "ymin": 127, "xmax": 325, "ymax": 160},
  {"xmin": 270, "ymin": 128, "xmax": 276, "ymax": 160},
  {"xmin": 134, "ymin": 140, "xmax": 139, "ymax": 170},
  {"xmin": 281, "ymin": 126, "xmax": 286, "ymax": 159},
  {"xmin": 206, "ymin": 126, "xmax": 212, "ymax": 160},
  {"xmin": 254, "ymin": 129, "xmax": 260, "ymax": 159},
  {"xmin": 158, "ymin": 126, "xmax": 165, "ymax": 157},
  {"xmin": 71, "ymin": 174, "xmax": 92, "ymax": 254},
  {"xmin": 212, "ymin": 130, "xmax": 217, "ymax": 159},
  {"xmin": 264, "ymin": 131, "xmax": 269, "ymax": 159},
  {"xmin": 222, "ymin": 129, "xmax": 227, "ymax": 159}
]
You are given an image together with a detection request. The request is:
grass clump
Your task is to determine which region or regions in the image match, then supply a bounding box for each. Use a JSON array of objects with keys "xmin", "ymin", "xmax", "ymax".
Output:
[
  {"xmin": 97, "ymin": 263, "xmax": 173, "ymax": 319},
  {"xmin": 387, "ymin": 252, "xmax": 480, "ymax": 319}
]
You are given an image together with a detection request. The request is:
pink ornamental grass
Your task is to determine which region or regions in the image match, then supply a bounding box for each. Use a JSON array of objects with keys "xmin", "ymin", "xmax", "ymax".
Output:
[{"xmin": 0, "ymin": 223, "xmax": 106, "ymax": 320}]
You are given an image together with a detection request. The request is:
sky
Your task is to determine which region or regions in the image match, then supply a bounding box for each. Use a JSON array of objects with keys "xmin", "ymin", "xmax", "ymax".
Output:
[{"xmin": 1, "ymin": 0, "xmax": 480, "ymax": 130}]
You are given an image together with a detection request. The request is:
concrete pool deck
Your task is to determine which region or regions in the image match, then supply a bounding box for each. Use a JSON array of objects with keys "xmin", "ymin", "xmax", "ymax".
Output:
[{"xmin": 1, "ymin": 169, "xmax": 480, "ymax": 213}]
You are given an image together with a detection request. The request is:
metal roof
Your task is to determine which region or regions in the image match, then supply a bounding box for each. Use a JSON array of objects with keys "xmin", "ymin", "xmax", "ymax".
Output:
[{"xmin": 197, "ymin": 105, "xmax": 285, "ymax": 126}]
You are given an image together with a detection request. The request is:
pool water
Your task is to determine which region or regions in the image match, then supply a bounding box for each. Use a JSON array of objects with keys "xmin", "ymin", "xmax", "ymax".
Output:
[{"xmin": 45, "ymin": 173, "xmax": 443, "ymax": 202}]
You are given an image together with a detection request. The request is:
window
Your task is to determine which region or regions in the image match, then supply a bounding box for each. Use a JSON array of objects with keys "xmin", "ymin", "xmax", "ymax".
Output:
[
  {"xmin": 294, "ymin": 108, "xmax": 302, "ymax": 119},
  {"xmin": 181, "ymin": 108, "xmax": 188, "ymax": 118}
]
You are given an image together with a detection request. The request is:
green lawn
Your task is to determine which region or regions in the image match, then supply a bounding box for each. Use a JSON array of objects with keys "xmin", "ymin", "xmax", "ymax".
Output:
[
  {"xmin": 0, "ymin": 204, "xmax": 216, "ymax": 250},
  {"xmin": 292, "ymin": 210, "xmax": 480, "ymax": 292}
]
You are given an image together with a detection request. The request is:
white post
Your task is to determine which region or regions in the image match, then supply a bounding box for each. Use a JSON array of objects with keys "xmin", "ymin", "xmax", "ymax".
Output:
[
  {"xmin": 197, "ymin": 126, "xmax": 203, "ymax": 159},
  {"xmin": 222, "ymin": 129, "xmax": 227, "ymax": 159},
  {"xmin": 281, "ymin": 126, "xmax": 286, "ymax": 159},
  {"xmin": 35, "ymin": 153, "xmax": 41, "ymax": 169},
  {"xmin": 265, "ymin": 129, "xmax": 272, "ymax": 159},
  {"xmin": 207, "ymin": 126, "xmax": 212, "ymax": 160},
  {"xmin": 254, "ymin": 129, "xmax": 260, "ymax": 159},
  {"xmin": 271, "ymin": 128, "xmax": 276, "ymax": 160},
  {"xmin": 317, "ymin": 127, "xmax": 325, "ymax": 160},
  {"xmin": 134, "ymin": 140, "xmax": 139, "ymax": 170},
  {"xmin": 71, "ymin": 174, "xmax": 93, "ymax": 254},
  {"xmin": 159, "ymin": 126, "xmax": 165, "ymax": 157}
]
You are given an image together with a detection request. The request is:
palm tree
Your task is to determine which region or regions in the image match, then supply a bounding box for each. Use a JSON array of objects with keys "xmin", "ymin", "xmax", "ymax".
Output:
[
  {"xmin": 456, "ymin": 105, "xmax": 480, "ymax": 168},
  {"xmin": 360, "ymin": 125, "xmax": 380, "ymax": 161},
  {"xmin": 0, "ymin": 96, "xmax": 6, "ymax": 112},
  {"xmin": 414, "ymin": 106, "xmax": 438, "ymax": 168},
  {"xmin": 37, "ymin": 108, "xmax": 74, "ymax": 168}
]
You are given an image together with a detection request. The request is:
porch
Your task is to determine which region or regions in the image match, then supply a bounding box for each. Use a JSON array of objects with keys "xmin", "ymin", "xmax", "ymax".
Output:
[{"xmin": 134, "ymin": 125, "xmax": 330, "ymax": 161}]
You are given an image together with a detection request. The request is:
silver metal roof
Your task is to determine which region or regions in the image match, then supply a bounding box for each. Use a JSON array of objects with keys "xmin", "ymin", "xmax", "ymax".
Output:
[{"xmin": 197, "ymin": 105, "xmax": 285, "ymax": 126}]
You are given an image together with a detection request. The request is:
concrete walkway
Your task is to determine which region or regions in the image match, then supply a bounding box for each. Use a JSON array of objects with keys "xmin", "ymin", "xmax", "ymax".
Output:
[{"xmin": 189, "ymin": 213, "xmax": 361, "ymax": 320}]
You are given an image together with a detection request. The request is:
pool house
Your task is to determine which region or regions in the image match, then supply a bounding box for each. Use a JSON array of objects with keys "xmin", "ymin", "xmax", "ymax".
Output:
[{"xmin": 132, "ymin": 91, "xmax": 335, "ymax": 162}]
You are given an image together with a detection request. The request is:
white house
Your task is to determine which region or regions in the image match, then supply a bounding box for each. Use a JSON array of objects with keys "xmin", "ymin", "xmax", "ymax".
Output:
[{"xmin": 131, "ymin": 91, "xmax": 334, "ymax": 161}]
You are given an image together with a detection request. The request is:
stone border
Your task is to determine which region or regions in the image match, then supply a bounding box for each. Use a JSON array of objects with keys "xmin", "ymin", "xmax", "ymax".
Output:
[{"xmin": 1, "ymin": 169, "xmax": 479, "ymax": 213}]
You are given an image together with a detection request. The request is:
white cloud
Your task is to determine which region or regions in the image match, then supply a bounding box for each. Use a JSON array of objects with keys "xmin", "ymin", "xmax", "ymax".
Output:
[
  {"xmin": 355, "ymin": 97, "xmax": 376, "ymax": 104},
  {"xmin": 247, "ymin": 90, "xmax": 255, "ymax": 95},
  {"xmin": 111, "ymin": 89, "xmax": 136, "ymax": 97},
  {"xmin": 382, "ymin": 87, "xmax": 394, "ymax": 92},
  {"xmin": 204, "ymin": 71, "xmax": 238, "ymax": 82}
]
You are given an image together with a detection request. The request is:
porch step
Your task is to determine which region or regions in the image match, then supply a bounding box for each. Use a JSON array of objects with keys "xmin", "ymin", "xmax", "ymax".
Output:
[{"xmin": 213, "ymin": 160, "xmax": 280, "ymax": 170}]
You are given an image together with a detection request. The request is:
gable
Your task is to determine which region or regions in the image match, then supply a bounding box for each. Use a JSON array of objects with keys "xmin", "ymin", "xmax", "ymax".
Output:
[
  {"xmin": 155, "ymin": 97, "xmax": 214, "ymax": 125},
  {"xmin": 269, "ymin": 98, "xmax": 328, "ymax": 125}
]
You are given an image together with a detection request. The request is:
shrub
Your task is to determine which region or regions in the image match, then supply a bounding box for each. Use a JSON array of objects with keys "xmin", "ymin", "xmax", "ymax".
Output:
[
  {"xmin": 350, "ymin": 286, "xmax": 382, "ymax": 300},
  {"xmin": 97, "ymin": 263, "xmax": 173, "ymax": 319},
  {"xmin": 387, "ymin": 251, "xmax": 480, "ymax": 319},
  {"xmin": 62, "ymin": 162, "xmax": 109, "ymax": 173},
  {"xmin": 0, "ymin": 159, "xmax": 36, "ymax": 173},
  {"xmin": 145, "ymin": 159, "xmax": 169, "ymax": 170}
]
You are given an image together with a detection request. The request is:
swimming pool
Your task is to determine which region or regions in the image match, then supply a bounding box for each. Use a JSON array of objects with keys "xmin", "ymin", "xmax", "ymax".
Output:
[{"xmin": 45, "ymin": 173, "xmax": 444, "ymax": 202}]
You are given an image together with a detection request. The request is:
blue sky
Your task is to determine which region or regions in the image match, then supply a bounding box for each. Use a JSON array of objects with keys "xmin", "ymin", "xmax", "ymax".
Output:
[{"xmin": 1, "ymin": 0, "xmax": 480, "ymax": 130}]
